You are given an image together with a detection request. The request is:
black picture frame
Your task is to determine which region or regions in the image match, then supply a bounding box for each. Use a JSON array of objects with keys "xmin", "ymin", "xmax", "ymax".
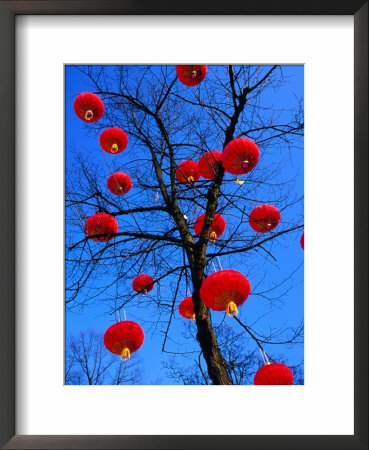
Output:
[{"xmin": 0, "ymin": 1, "xmax": 367, "ymax": 449}]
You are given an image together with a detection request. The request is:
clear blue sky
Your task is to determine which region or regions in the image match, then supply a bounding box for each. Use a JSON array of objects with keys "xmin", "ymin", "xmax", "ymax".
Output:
[{"xmin": 65, "ymin": 65, "xmax": 304, "ymax": 384}]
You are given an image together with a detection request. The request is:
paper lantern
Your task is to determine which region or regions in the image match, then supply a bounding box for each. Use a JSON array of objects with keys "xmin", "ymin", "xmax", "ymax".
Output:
[
  {"xmin": 104, "ymin": 320, "xmax": 144, "ymax": 361},
  {"xmin": 249, "ymin": 204, "xmax": 281, "ymax": 233},
  {"xmin": 176, "ymin": 160, "xmax": 200, "ymax": 184},
  {"xmin": 132, "ymin": 274, "xmax": 154, "ymax": 295},
  {"xmin": 179, "ymin": 297, "xmax": 195, "ymax": 320},
  {"xmin": 221, "ymin": 138, "xmax": 260, "ymax": 175},
  {"xmin": 84, "ymin": 212, "xmax": 118, "ymax": 242},
  {"xmin": 198, "ymin": 151, "xmax": 222, "ymax": 180},
  {"xmin": 107, "ymin": 172, "xmax": 132, "ymax": 195},
  {"xmin": 99, "ymin": 127, "xmax": 128, "ymax": 154},
  {"xmin": 200, "ymin": 269, "xmax": 251, "ymax": 316},
  {"xmin": 254, "ymin": 363, "xmax": 294, "ymax": 385},
  {"xmin": 193, "ymin": 212, "xmax": 226, "ymax": 241},
  {"xmin": 73, "ymin": 92, "xmax": 104, "ymax": 123},
  {"xmin": 300, "ymin": 232, "xmax": 304, "ymax": 250},
  {"xmin": 176, "ymin": 65, "xmax": 207, "ymax": 86}
]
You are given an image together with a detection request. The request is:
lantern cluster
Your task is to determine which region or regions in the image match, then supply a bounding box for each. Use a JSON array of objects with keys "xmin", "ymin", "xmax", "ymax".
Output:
[
  {"xmin": 73, "ymin": 91, "xmax": 134, "ymax": 245},
  {"xmin": 175, "ymin": 138, "xmax": 260, "ymax": 186},
  {"xmin": 73, "ymin": 90, "xmax": 151, "ymax": 363},
  {"xmin": 73, "ymin": 67, "xmax": 302, "ymax": 379}
]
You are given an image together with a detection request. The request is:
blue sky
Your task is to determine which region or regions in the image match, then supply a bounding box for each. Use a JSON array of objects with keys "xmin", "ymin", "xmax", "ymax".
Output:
[{"xmin": 65, "ymin": 65, "xmax": 304, "ymax": 384}]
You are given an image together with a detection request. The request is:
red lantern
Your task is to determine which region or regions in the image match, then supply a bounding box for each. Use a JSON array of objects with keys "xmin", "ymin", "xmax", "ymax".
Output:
[
  {"xmin": 254, "ymin": 363, "xmax": 294, "ymax": 385},
  {"xmin": 200, "ymin": 269, "xmax": 251, "ymax": 316},
  {"xmin": 175, "ymin": 65, "xmax": 207, "ymax": 87},
  {"xmin": 107, "ymin": 172, "xmax": 132, "ymax": 195},
  {"xmin": 179, "ymin": 297, "xmax": 195, "ymax": 320},
  {"xmin": 249, "ymin": 204, "xmax": 281, "ymax": 233},
  {"xmin": 104, "ymin": 320, "xmax": 144, "ymax": 361},
  {"xmin": 73, "ymin": 92, "xmax": 104, "ymax": 123},
  {"xmin": 198, "ymin": 151, "xmax": 222, "ymax": 180},
  {"xmin": 221, "ymin": 138, "xmax": 260, "ymax": 175},
  {"xmin": 99, "ymin": 127, "xmax": 128, "ymax": 154},
  {"xmin": 84, "ymin": 212, "xmax": 118, "ymax": 242},
  {"xmin": 132, "ymin": 274, "xmax": 154, "ymax": 295},
  {"xmin": 300, "ymin": 232, "xmax": 304, "ymax": 250},
  {"xmin": 176, "ymin": 160, "xmax": 200, "ymax": 184},
  {"xmin": 194, "ymin": 212, "xmax": 226, "ymax": 241}
]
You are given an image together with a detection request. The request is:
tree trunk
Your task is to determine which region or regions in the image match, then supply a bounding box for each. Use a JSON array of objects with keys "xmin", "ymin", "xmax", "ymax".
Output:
[{"xmin": 190, "ymin": 258, "xmax": 233, "ymax": 385}]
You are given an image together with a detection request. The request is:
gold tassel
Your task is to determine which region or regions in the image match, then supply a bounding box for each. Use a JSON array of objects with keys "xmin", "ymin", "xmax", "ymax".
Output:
[
  {"xmin": 111, "ymin": 143, "xmax": 119, "ymax": 153},
  {"xmin": 225, "ymin": 301, "xmax": 238, "ymax": 317},
  {"xmin": 188, "ymin": 176, "xmax": 194, "ymax": 183},
  {"xmin": 85, "ymin": 109, "xmax": 93, "ymax": 121},
  {"xmin": 235, "ymin": 178, "xmax": 245, "ymax": 185},
  {"xmin": 120, "ymin": 348, "xmax": 131, "ymax": 361},
  {"xmin": 209, "ymin": 231, "xmax": 217, "ymax": 241},
  {"xmin": 191, "ymin": 313, "xmax": 196, "ymax": 321}
]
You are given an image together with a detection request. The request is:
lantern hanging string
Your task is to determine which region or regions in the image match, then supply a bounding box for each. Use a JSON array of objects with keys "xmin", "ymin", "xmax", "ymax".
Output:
[
  {"xmin": 123, "ymin": 309, "xmax": 127, "ymax": 321},
  {"xmin": 259, "ymin": 347, "xmax": 267, "ymax": 365},
  {"xmin": 259, "ymin": 347, "xmax": 270, "ymax": 365},
  {"xmin": 117, "ymin": 309, "xmax": 121, "ymax": 323},
  {"xmin": 212, "ymin": 262, "xmax": 217, "ymax": 273},
  {"xmin": 217, "ymin": 256, "xmax": 223, "ymax": 271}
]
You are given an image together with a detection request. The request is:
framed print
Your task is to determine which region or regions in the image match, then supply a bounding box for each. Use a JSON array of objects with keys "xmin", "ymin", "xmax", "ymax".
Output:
[{"xmin": 0, "ymin": 1, "xmax": 367, "ymax": 449}]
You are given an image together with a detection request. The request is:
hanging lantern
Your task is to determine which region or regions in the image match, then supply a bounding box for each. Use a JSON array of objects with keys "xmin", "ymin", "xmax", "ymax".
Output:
[
  {"xmin": 176, "ymin": 160, "xmax": 200, "ymax": 184},
  {"xmin": 99, "ymin": 127, "xmax": 128, "ymax": 154},
  {"xmin": 104, "ymin": 320, "xmax": 144, "ymax": 361},
  {"xmin": 107, "ymin": 172, "xmax": 133, "ymax": 195},
  {"xmin": 254, "ymin": 363, "xmax": 294, "ymax": 385},
  {"xmin": 179, "ymin": 297, "xmax": 195, "ymax": 320},
  {"xmin": 221, "ymin": 138, "xmax": 260, "ymax": 175},
  {"xmin": 300, "ymin": 232, "xmax": 304, "ymax": 250},
  {"xmin": 84, "ymin": 212, "xmax": 118, "ymax": 242},
  {"xmin": 73, "ymin": 92, "xmax": 104, "ymax": 123},
  {"xmin": 132, "ymin": 274, "xmax": 154, "ymax": 295},
  {"xmin": 200, "ymin": 269, "xmax": 251, "ymax": 316},
  {"xmin": 198, "ymin": 151, "xmax": 222, "ymax": 180},
  {"xmin": 194, "ymin": 212, "xmax": 226, "ymax": 241},
  {"xmin": 175, "ymin": 65, "xmax": 207, "ymax": 87},
  {"xmin": 249, "ymin": 204, "xmax": 281, "ymax": 233}
]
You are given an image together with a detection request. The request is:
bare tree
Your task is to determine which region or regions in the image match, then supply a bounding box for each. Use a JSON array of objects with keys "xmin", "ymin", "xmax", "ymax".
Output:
[
  {"xmin": 65, "ymin": 330, "xmax": 142, "ymax": 385},
  {"xmin": 66, "ymin": 65, "xmax": 304, "ymax": 385}
]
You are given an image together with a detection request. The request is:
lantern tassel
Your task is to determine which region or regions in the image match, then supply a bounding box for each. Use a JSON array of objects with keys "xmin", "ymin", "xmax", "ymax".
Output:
[
  {"xmin": 85, "ymin": 109, "xmax": 93, "ymax": 121},
  {"xmin": 226, "ymin": 301, "xmax": 238, "ymax": 317},
  {"xmin": 191, "ymin": 313, "xmax": 196, "ymax": 322},
  {"xmin": 120, "ymin": 348, "xmax": 131, "ymax": 361},
  {"xmin": 209, "ymin": 231, "xmax": 217, "ymax": 242},
  {"xmin": 188, "ymin": 176, "xmax": 194, "ymax": 183},
  {"xmin": 111, "ymin": 143, "xmax": 119, "ymax": 153}
]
